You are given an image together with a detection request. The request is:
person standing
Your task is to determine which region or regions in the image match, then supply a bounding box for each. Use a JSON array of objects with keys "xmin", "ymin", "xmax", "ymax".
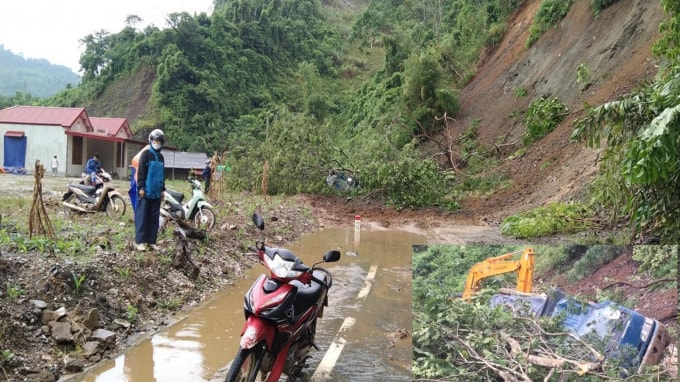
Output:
[
  {"xmin": 202, "ymin": 159, "xmax": 212, "ymax": 194},
  {"xmin": 50, "ymin": 155, "xmax": 59, "ymax": 177},
  {"xmin": 134, "ymin": 129, "xmax": 166, "ymax": 251}
]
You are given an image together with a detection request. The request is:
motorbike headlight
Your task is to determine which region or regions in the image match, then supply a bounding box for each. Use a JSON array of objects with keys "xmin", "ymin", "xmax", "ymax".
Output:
[
  {"xmin": 264, "ymin": 253, "xmax": 303, "ymax": 279},
  {"xmin": 264, "ymin": 292, "xmax": 287, "ymax": 307}
]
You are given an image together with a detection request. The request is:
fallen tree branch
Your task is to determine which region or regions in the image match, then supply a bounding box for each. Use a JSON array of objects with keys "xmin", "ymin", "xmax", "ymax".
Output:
[
  {"xmin": 517, "ymin": 317, "xmax": 604, "ymax": 363},
  {"xmin": 601, "ymin": 277, "xmax": 676, "ymax": 291},
  {"xmin": 502, "ymin": 332, "xmax": 600, "ymax": 376},
  {"xmin": 453, "ymin": 334, "xmax": 532, "ymax": 382},
  {"xmin": 172, "ymin": 220, "xmax": 206, "ymax": 279}
]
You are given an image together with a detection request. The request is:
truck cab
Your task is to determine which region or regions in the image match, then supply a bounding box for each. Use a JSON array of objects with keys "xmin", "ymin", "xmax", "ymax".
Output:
[{"xmin": 490, "ymin": 288, "xmax": 670, "ymax": 373}]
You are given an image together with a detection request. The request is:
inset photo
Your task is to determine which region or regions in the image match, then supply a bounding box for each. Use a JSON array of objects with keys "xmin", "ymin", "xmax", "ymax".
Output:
[{"xmin": 412, "ymin": 245, "xmax": 678, "ymax": 381}]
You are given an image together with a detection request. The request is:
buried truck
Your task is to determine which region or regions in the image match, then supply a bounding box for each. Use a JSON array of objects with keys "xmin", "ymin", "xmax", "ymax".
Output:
[
  {"xmin": 460, "ymin": 248, "xmax": 671, "ymax": 374},
  {"xmin": 490, "ymin": 288, "xmax": 671, "ymax": 374}
]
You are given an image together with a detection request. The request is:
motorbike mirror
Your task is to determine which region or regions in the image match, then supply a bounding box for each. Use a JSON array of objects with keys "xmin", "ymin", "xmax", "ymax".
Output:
[
  {"xmin": 252, "ymin": 213, "xmax": 265, "ymax": 231},
  {"xmin": 322, "ymin": 250, "xmax": 341, "ymax": 263}
]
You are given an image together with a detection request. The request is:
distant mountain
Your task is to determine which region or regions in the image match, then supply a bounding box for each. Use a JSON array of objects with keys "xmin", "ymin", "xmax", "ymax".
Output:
[{"xmin": 0, "ymin": 45, "xmax": 81, "ymax": 98}]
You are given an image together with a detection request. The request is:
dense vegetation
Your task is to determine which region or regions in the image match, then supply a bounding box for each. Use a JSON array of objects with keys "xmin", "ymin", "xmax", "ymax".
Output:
[
  {"xmin": 413, "ymin": 244, "xmax": 677, "ymax": 381},
  {"xmin": 571, "ymin": 0, "xmax": 680, "ymax": 243},
  {"xmin": 3, "ymin": 0, "xmax": 677, "ymax": 242},
  {"xmin": 0, "ymin": 45, "xmax": 80, "ymax": 100},
  {"xmin": 43, "ymin": 0, "xmax": 524, "ymax": 210}
]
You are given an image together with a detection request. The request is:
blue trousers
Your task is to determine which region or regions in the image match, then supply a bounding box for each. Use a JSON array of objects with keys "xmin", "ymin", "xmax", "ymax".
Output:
[{"xmin": 135, "ymin": 197, "xmax": 161, "ymax": 245}]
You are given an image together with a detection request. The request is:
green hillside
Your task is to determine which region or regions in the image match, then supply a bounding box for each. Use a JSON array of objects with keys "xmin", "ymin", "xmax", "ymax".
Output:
[
  {"xmin": 0, "ymin": 45, "xmax": 80, "ymax": 98},
  {"xmin": 32, "ymin": 0, "xmax": 680, "ymax": 243}
]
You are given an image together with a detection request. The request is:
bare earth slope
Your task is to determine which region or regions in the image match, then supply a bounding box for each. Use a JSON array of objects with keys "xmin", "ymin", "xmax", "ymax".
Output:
[
  {"xmin": 457, "ymin": 0, "xmax": 666, "ymax": 221},
  {"xmin": 312, "ymin": 0, "xmax": 668, "ymax": 245}
]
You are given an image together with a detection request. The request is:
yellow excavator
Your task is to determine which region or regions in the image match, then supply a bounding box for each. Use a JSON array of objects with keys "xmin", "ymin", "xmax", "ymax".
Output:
[{"xmin": 461, "ymin": 247, "xmax": 535, "ymax": 300}]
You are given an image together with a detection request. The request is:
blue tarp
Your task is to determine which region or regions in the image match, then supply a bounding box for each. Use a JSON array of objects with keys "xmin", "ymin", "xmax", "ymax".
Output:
[
  {"xmin": 3, "ymin": 136, "xmax": 26, "ymax": 169},
  {"xmin": 2, "ymin": 167, "xmax": 27, "ymax": 175}
]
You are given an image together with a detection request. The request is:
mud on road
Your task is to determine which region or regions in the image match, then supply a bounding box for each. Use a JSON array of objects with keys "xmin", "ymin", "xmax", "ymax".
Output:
[
  {"xmin": 0, "ymin": 173, "xmax": 511, "ymax": 382},
  {"xmin": 0, "ymin": 173, "xmax": 676, "ymax": 381}
]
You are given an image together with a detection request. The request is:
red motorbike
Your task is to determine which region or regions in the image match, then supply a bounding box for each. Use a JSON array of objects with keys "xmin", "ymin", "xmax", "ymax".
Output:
[{"xmin": 224, "ymin": 213, "xmax": 341, "ymax": 382}]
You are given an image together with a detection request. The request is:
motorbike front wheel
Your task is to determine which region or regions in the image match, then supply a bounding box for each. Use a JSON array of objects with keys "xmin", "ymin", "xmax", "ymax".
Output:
[
  {"xmin": 224, "ymin": 346, "xmax": 265, "ymax": 382},
  {"xmin": 62, "ymin": 193, "xmax": 76, "ymax": 217},
  {"xmin": 106, "ymin": 195, "xmax": 126, "ymax": 219},
  {"xmin": 193, "ymin": 206, "xmax": 215, "ymax": 230}
]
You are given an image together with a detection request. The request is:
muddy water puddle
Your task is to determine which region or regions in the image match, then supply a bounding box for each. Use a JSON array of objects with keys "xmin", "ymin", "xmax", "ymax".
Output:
[{"xmin": 78, "ymin": 227, "xmax": 424, "ymax": 382}]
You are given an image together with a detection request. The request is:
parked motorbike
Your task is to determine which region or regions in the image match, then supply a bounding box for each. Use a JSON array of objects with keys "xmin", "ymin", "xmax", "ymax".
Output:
[
  {"xmin": 62, "ymin": 170, "xmax": 126, "ymax": 218},
  {"xmin": 224, "ymin": 213, "xmax": 341, "ymax": 382},
  {"xmin": 160, "ymin": 178, "xmax": 215, "ymax": 230}
]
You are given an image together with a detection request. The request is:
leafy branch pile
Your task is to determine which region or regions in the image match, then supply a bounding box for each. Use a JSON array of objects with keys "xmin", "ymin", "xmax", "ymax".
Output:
[
  {"xmin": 413, "ymin": 293, "xmax": 671, "ymax": 381},
  {"xmin": 500, "ymin": 202, "xmax": 595, "ymax": 239},
  {"xmin": 413, "ymin": 245, "xmax": 676, "ymax": 381}
]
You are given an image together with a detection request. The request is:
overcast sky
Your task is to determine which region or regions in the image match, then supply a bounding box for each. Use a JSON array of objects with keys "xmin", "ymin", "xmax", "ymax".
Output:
[{"xmin": 0, "ymin": 0, "xmax": 214, "ymax": 75}]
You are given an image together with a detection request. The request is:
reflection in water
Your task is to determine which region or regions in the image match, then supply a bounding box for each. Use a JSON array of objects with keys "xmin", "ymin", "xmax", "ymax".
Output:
[
  {"xmin": 79, "ymin": 227, "xmax": 423, "ymax": 382},
  {"xmin": 290, "ymin": 228, "xmax": 422, "ymax": 381}
]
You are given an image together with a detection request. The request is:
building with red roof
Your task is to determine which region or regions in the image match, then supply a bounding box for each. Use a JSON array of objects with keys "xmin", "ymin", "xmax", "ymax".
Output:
[{"xmin": 0, "ymin": 106, "xmax": 145, "ymax": 177}]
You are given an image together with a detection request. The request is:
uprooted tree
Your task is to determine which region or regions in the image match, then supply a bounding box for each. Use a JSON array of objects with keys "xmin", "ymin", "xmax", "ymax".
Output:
[{"xmin": 412, "ymin": 244, "xmax": 677, "ymax": 381}]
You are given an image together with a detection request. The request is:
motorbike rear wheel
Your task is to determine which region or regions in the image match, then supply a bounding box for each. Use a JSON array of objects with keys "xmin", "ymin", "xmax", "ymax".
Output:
[
  {"xmin": 224, "ymin": 346, "xmax": 265, "ymax": 382},
  {"xmin": 193, "ymin": 206, "xmax": 215, "ymax": 230},
  {"xmin": 106, "ymin": 195, "xmax": 126, "ymax": 219}
]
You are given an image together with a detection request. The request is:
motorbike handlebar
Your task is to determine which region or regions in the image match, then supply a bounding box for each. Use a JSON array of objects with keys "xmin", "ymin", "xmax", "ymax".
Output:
[{"xmin": 311, "ymin": 267, "xmax": 333, "ymax": 289}]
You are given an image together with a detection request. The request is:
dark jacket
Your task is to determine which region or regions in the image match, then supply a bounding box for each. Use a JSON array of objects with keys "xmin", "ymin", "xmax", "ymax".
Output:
[
  {"xmin": 85, "ymin": 157, "xmax": 100, "ymax": 174},
  {"xmin": 136, "ymin": 147, "xmax": 165, "ymax": 199}
]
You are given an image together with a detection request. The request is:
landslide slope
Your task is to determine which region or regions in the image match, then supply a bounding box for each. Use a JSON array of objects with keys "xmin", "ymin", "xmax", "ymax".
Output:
[{"xmin": 453, "ymin": 0, "xmax": 666, "ymax": 222}]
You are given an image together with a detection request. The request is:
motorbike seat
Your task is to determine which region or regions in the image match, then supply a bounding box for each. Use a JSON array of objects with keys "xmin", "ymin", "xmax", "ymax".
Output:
[
  {"xmin": 166, "ymin": 188, "xmax": 184, "ymax": 203},
  {"xmin": 290, "ymin": 269, "xmax": 328, "ymax": 314},
  {"xmin": 70, "ymin": 183, "xmax": 97, "ymax": 195}
]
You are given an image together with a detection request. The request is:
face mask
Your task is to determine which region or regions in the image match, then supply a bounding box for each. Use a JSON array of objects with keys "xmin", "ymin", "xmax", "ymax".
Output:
[{"xmin": 152, "ymin": 142, "xmax": 161, "ymax": 150}]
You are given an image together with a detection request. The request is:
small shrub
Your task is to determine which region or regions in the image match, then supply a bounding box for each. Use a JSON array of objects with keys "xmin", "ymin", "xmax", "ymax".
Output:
[
  {"xmin": 126, "ymin": 304, "xmax": 138, "ymax": 322},
  {"xmin": 526, "ymin": 0, "xmax": 574, "ymax": 47},
  {"xmin": 1, "ymin": 349, "xmax": 14, "ymax": 362},
  {"xmin": 71, "ymin": 272, "xmax": 87, "ymax": 297},
  {"xmin": 632, "ymin": 245, "xmax": 678, "ymax": 279},
  {"xmin": 117, "ymin": 267, "xmax": 131, "ymax": 278},
  {"xmin": 487, "ymin": 22, "xmax": 507, "ymax": 46},
  {"xmin": 526, "ymin": 24, "xmax": 543, "ymax": 48},
  {"xmin": 514, "ymin": 87, "xmax": 527, "ymax": 98},
  {"xmin": 158, "ymin": 298, "xmax": 181, "ymax": 311},
  {"xmin": 5, "ymin": 283, "xmax": 24, "ymax": 301},
  {"xmin": 576, "ymin": 63, "xmax": 591, "ymax": 88},
  {"xmin": 567, "ymin": 246, "xmax": 622, "ymax": 282},
  {"xmin": 592, "ymin": 0, "xmax": 620, "ymax": 17},
  {"xmin": 523, "ymin": 96, "xmax": 568, "ymax": 145}
]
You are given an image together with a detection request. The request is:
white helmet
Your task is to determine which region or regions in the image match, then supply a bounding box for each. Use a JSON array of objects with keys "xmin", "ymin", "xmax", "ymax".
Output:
[{"xmin": 148, "ymin": 129, "xmax": 165, "ymax": 146}]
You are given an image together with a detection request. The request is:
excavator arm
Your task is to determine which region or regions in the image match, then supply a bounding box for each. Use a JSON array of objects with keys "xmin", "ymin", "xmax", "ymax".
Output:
[{"xmin": 461, "ymin": 248, "xmax": 535, "ymax": 300}]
